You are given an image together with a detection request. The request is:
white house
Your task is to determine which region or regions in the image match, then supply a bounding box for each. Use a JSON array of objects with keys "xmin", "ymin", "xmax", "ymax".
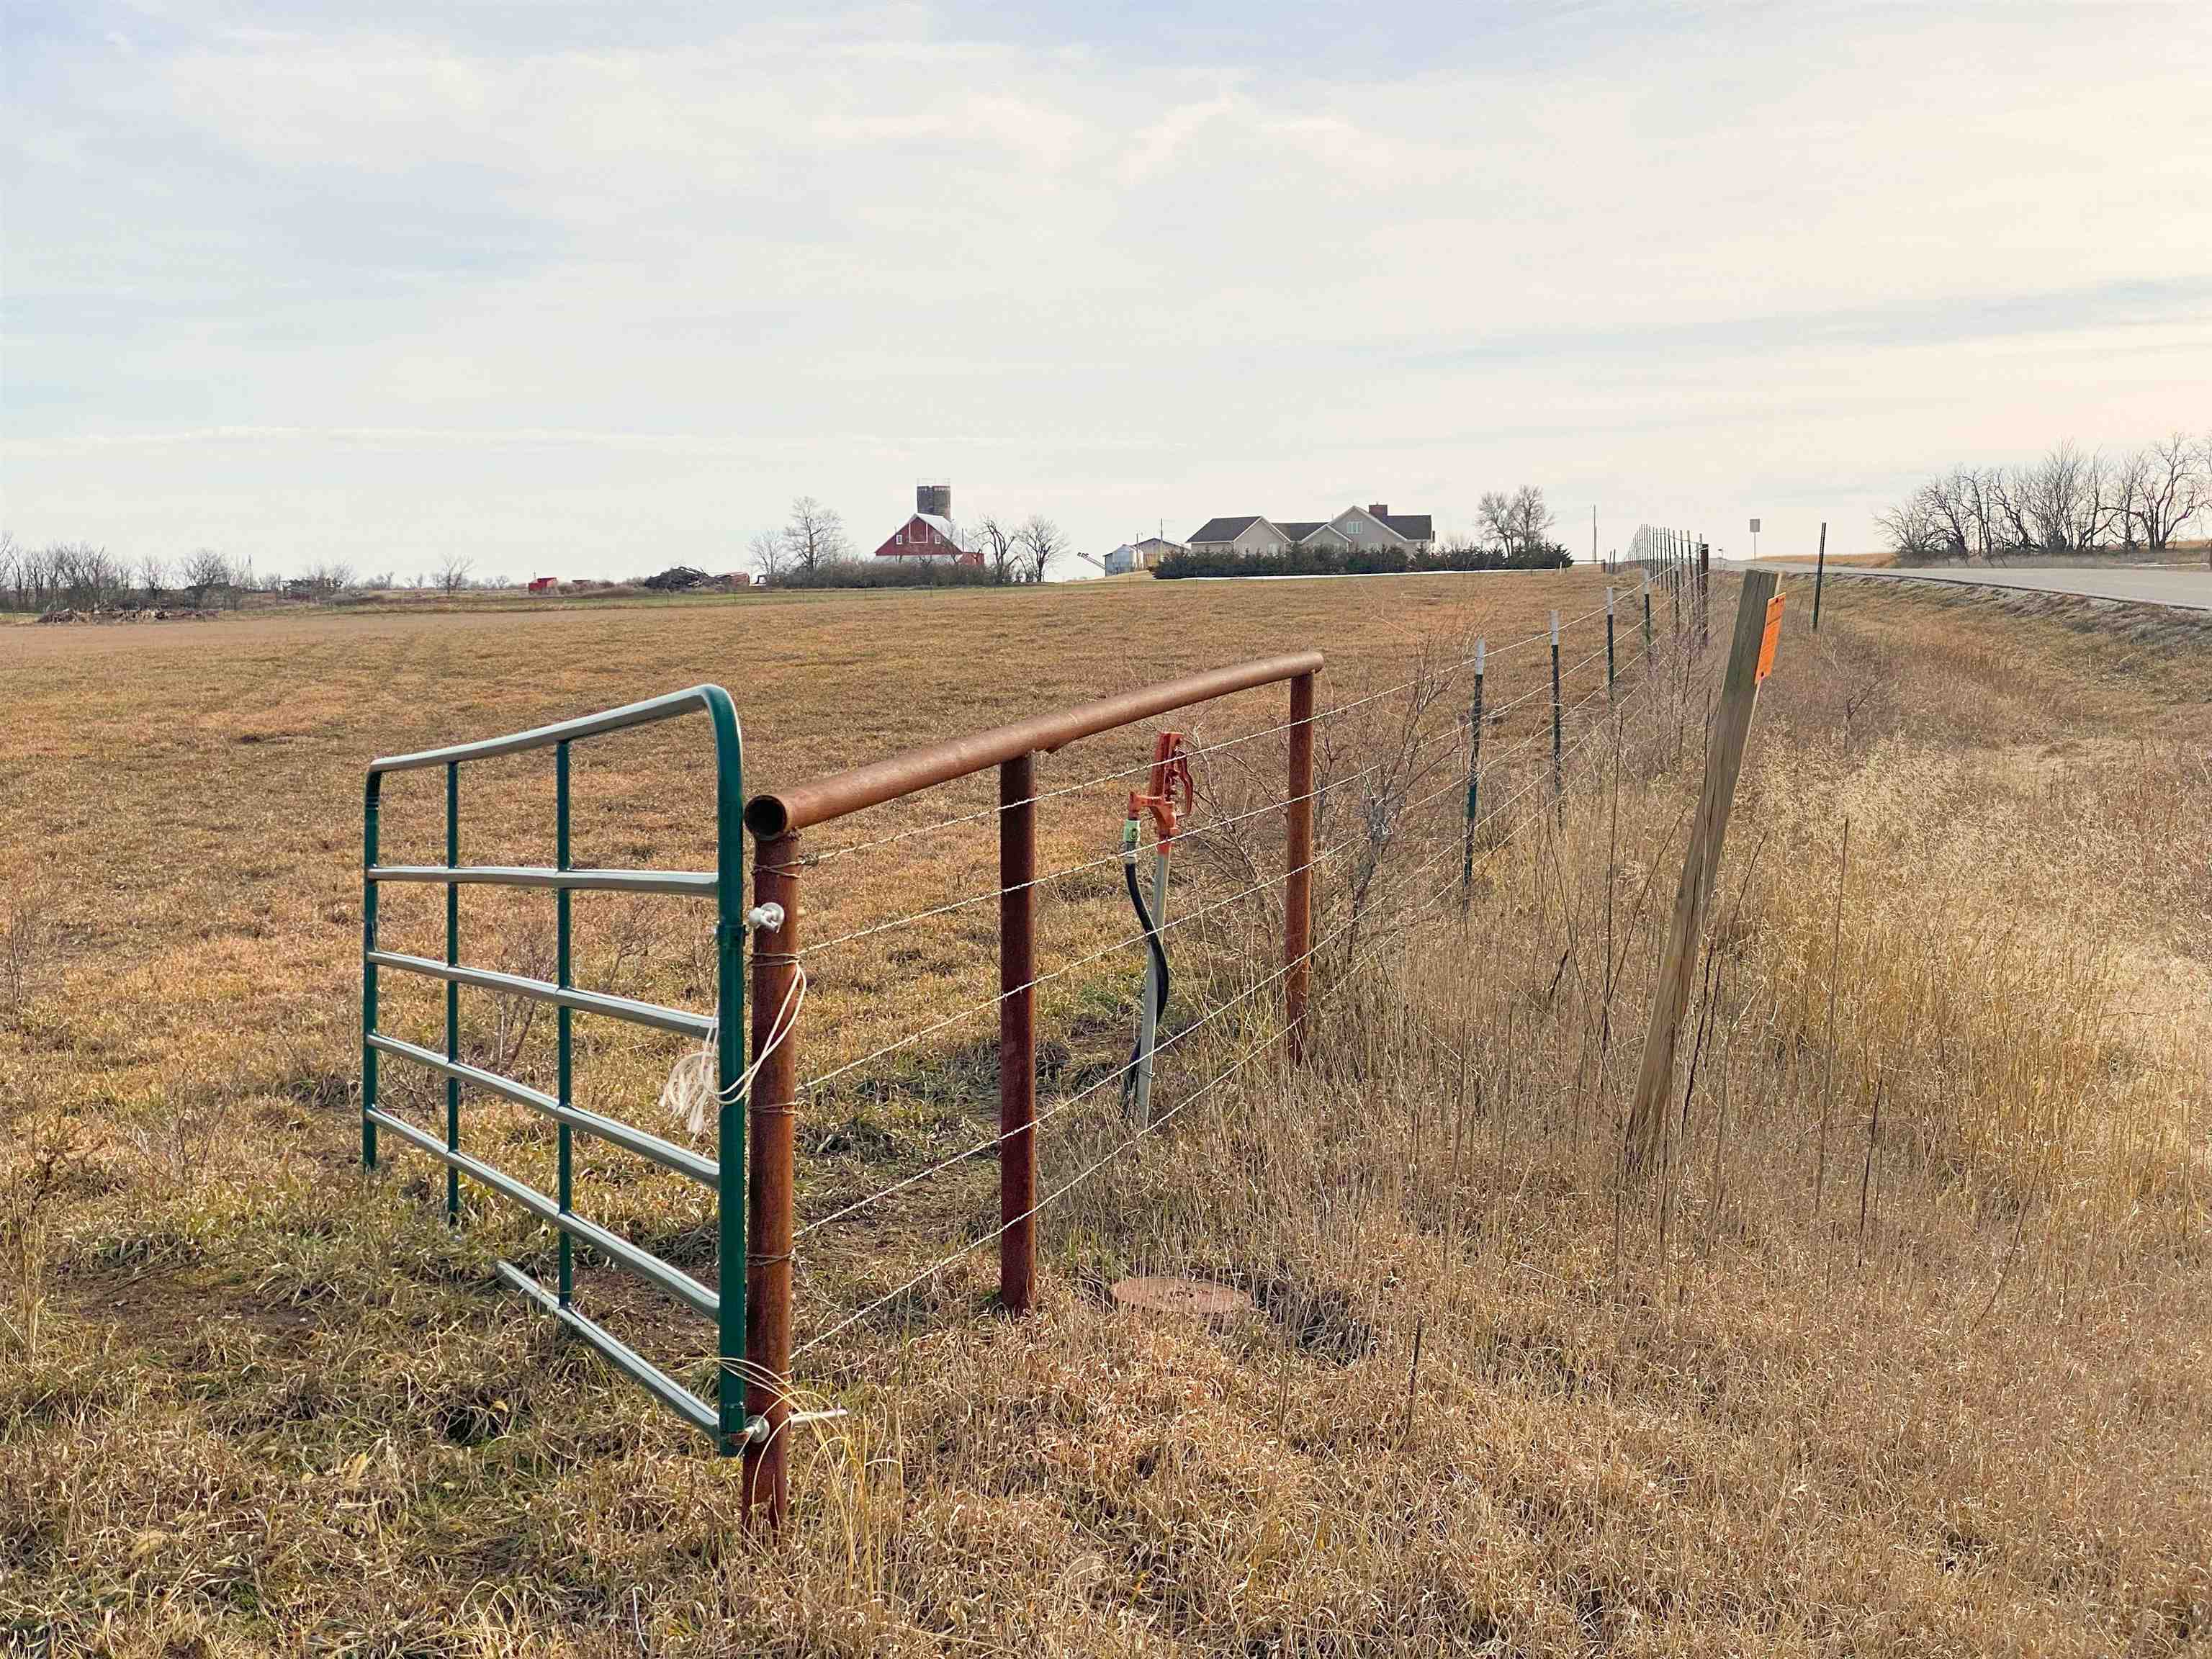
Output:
[{"xmin": 1186, "ymin": 503, "xmax": 1434, "ymax": 557}]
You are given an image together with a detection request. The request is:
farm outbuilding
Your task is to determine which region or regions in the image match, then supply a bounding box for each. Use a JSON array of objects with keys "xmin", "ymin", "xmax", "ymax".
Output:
[{"xmin": 872, "ymin": 483, "xmax": 983, "ymax": 567}]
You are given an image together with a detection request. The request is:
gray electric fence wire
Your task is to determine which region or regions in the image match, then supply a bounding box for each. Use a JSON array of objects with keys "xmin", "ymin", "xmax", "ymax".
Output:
[
  {"xmin": 799, "ymin": 632, "xmax": 1715, "ymax": 1094},
  {"xmin": 797, "ymin": 828, "xmax": 1364, "ymax": 1094},
  {"xmin": 793, "ymin": 768, "xmax": 1580, "ymax": 1360},
  {"xmin": 801, "ymin": 729, "xmax": 1460, "ymax": 958},
  {"xmin": 786, "ymin": 608, "xmax": 1730, "ymax": 1347},
  {"xmin": 807, "ymin": 600, "xmax": 1609, "ymax": 868}
]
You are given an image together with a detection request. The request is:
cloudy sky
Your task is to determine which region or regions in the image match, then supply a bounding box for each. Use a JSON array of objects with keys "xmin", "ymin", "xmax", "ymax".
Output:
[{"xmin": 6, "ymin": 1, "xmax": 2209, "ymax": 581}]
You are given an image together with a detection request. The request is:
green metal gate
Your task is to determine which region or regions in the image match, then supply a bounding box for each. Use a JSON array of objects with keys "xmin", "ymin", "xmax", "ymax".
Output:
[{"xmin": 361, "ymin": 685, "xmax": 749, "ymax": 1452}]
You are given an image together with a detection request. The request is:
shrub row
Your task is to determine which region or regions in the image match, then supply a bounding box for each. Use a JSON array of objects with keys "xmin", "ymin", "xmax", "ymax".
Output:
[
  {"xmin": 1154, "ymin": 544, "xmax": 1573, "ymax": 580},
  {"xmin": 777, "ymin": 559, "xmax": 1000, "ymax": 589}
]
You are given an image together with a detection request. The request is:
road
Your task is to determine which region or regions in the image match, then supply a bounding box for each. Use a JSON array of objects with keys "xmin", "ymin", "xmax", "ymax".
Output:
[{"xmin": 1745, "ymin": 561, "xmax": 2212, "ymax": 612}]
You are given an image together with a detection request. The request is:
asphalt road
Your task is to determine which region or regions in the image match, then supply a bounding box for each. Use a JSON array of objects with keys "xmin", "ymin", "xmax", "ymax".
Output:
[{"xmin": 1746, "ymin": 561, "xmax": 2212, "ymax": 612}]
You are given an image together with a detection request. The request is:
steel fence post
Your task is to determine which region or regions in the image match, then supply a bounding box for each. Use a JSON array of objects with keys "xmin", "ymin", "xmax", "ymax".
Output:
[
  {"xmin": 1461, "ymin": 639, "xmax": 1484, "ymax": 906},
  {"xmin": 1699, "ymin": 538, "xmax": 1711, "ymax": 649},
  {"xmin": 999, "ymin": 753, "xmax": 1038, "ymax": 1316},
  {"xmin": 1813, "ymin": 521, "xmax": 1828, "ymax": 631},
  {"xmin": 1285, "ymin": 670, "xmax": 1315, "ymax": 1061},
  {"xmin": 745, "ymin": 833, "xmax": 800, "ymax": 1526},
  {"xmin": 1550, "ymin": 609, "xmax": 1563, "ymax": 819},
  {"xmin": 1606, "ymin": 588, "xmax": 1617, "ymax": 703}
]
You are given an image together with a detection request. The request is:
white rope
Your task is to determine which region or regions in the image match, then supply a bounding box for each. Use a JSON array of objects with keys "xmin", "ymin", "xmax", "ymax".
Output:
[{"xmin": 659, "ymin": 966, "xmax": 808, "ymax": 1137}]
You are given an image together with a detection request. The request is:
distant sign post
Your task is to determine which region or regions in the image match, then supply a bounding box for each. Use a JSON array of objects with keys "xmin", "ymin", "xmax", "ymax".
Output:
[{"xmin": 1749, "ymin": 517, "xmax": 1761, "ymax": 559}]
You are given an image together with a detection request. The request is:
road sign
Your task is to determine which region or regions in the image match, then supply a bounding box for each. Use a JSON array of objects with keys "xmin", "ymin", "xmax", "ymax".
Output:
[{"xmin": 1749, "ymin": 518, "xmax": 1761, "ymax": 534}]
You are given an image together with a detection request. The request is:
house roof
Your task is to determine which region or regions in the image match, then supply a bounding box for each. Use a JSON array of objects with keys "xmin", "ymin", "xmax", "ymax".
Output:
[
  {"xmin": 914, "ymin": 513, "xmax": 958, "ymax": 539},
  {"xmin": 1192, "ymin": 511, "xmax": 1433, "ymax": 548}
]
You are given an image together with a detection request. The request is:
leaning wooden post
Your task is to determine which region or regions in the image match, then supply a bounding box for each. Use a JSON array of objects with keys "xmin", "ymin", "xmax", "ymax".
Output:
[
  {"xmin": 998, "ymin": 753, "xmax": 1038, "ymax": 1316},
  {"xmin": 1285, "ymin": 670, "xmax": 1316, "ymax": 1061},
  {"xmin": 1461, "ymin": 637, "xmax": 1485, "ymax": 904},
  {"xmin": 745, "ymin": 834, "xmax": 802, "ymax": 1524},
  {"xmin": 1548, "ymin": 609, "xmax": 1563, "ymax": 819},
  {"xmin": 1624, "ymin": 572, "xmax": 1784, "ymax": 1181},
  {"xmin": 1812, "ymin": 521, "xmax": 1828, "ymax": 632}
]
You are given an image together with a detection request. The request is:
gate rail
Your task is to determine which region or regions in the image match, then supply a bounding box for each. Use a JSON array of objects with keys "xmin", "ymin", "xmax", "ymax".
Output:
[{"xmin": 361, "ymin": 685, "xmax": 748, "ymax": 1453}]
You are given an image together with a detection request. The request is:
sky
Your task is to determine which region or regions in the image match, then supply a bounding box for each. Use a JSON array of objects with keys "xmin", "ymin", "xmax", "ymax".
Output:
[{"xmin": 6, "ymin": 0, "xmax": 2210, "ymax": 583}]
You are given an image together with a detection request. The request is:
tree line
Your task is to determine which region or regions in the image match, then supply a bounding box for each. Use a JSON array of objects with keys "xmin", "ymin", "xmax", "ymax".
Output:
[
  {"xmin": 0, "ymin": 532, "xmax": 503, "ymax": 613},
  {"xmin": 1877, "ymin": 433, "xmax": 2210, "ymax": 562}
]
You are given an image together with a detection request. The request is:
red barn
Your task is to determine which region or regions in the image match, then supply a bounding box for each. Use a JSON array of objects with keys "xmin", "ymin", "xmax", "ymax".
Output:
[
  {"xmin": 872, "ymin": 482, "xmax": 982, "ymax": 566},
  {"xmin": 527, "ymin": 576, "xmax": 558, "ymax": 594}
]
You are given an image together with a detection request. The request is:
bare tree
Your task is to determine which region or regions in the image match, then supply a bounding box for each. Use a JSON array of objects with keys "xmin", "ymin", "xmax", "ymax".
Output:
[
  {"xmin": 1476, "ymin": 490, "xmax": 1514, "ymax": 552},
  {"xmin": 2120, "ymin": 432, "xmax": 2208, "ymax": 551},
  {"xmin": 182, "ymin": 548, "xmax": 230, "ymax": 605},
  {"xmin": 1504, "ymin": 485, "xmax": 1555, "ymax": 554},
  {"xmin": 745, "ymin": 528, "xmax": 789, "ymax": 584},
  {"xmin": 781, "ymin": 497, "xmax": 849, "ymax": 575},
  {"xmin": 1014, "ymin": 514, "xmax": 1067, "ymax": 583},
  {"xmin": 973, "ymin": 514, "xmax": 1020, "ymax": 584},
  {"xmin": 136, "ymin": 553, "xmax": 168, "ymax": 602},
  {"xmin": 435, "ymin": 552, "xmax": 475, "ymax": 595},
  {"xmin": 1476, "ymin": 487, "xmax": 1555, "ymax": 556},
  {"xmin": 1875, "ymin": 496, "xmax": 1945, "ymax": 561}
]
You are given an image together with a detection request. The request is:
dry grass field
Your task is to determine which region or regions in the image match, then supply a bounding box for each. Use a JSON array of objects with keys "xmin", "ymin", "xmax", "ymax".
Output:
[{"xmin": 4, "ymin": 570, "xmax": 2209, "ymax": 1656}]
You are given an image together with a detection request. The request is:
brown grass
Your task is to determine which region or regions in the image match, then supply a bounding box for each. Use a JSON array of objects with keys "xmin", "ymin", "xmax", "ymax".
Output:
[{"xmin": 2, "ymin": 572, "xmax": 2208, "ymax": 1655}]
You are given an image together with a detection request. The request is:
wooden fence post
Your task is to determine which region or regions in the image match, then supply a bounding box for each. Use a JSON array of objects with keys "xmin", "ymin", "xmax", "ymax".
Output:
[{"xmin": 1624, "ymin": 571, "xmax": 1783, "ymax": 1181}]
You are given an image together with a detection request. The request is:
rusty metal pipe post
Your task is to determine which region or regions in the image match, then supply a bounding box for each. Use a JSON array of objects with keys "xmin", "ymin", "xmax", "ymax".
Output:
[
  {"xmin": 1284, "ymin": 671, "xmax": 1316, "ymax": 1061},
  {"xmin": 744, "ymin": 834, "xmax": 801, "ymax": 1527},
  {"xmin": 998, "ymin": 754, "xmax": 1038, "ymax": 1316}
]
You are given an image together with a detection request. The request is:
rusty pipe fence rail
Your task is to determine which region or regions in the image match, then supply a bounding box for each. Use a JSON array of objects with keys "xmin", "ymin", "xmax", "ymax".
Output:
[
  {"xmin": 737, "ymin": 650, "xmax": 1323, "ymax": 1523},
  {"xmin": 360, "ymin": 686, "xmax": 752, "ymax": 1454}
]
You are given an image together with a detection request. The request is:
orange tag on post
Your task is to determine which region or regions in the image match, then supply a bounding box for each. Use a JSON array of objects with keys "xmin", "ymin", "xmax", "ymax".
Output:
[{"xmin": 1755, "ymin": 593, "xmax": 1786, "ymax": 683}]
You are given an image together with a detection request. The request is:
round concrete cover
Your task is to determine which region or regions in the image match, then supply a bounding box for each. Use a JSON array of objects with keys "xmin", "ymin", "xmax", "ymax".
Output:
[{"xmin": 1110, "ymin": 1276, "xmax": 1248, "ymax": 1318}]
